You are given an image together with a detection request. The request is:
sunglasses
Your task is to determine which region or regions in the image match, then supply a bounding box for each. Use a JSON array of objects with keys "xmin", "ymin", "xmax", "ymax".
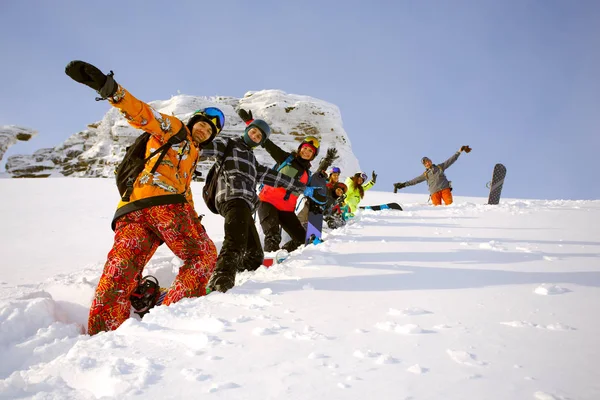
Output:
[{"xmin": 197, "ymin": 107, "xmax": 225, "ymax": 130}]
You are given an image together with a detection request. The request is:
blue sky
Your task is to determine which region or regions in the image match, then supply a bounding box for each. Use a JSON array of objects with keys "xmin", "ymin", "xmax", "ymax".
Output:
[{"xmin": 1, "ymin": 0, "xmax": 599, "ymax": 200}]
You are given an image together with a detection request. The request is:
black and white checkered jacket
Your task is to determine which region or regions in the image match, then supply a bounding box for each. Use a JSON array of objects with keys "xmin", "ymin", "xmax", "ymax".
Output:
[{"xmin": 200, "ymin": 137, "xmax": 306, "ymax": 214}]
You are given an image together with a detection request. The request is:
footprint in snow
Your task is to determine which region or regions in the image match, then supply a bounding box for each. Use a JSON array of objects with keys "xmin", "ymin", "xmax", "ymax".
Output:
[
  {"xmin": 534, "ymin": 284, "xmax": 571, "ymax": 295},
  {"xmin": 308, "ymin": 352, "xmax": 329, "ymax": 359},
  {"xmin": 181, "ymin": 368, "xmax": 211, "ymax": 381},
  {"xmin": 388, "ymin": 307, "xmax": 432, "ymax": 316},
  {"xmin": 252, "ymin": 324, "xmax": 285, "ymax": 336},
  {"xmin": 533, "ymin": 391, "xmax": 570, "ymax": 400},
  {"xmin": 207, "ymin": 382, "xmax": 240, "ymax": 393},
  {"xmin": 407, "ymin": 364, "xmax": 429, "ymax": 374},
  {"xmin": 446, "ymin": 349, "xmax": 487, "ymax": 367},
  {"xmin": 376, "ymin": 321, "xmax": 434, "ymax": 334}
]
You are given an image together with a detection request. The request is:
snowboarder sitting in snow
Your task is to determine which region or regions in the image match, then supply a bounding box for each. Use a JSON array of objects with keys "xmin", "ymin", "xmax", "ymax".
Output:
[
  {"xmin": 199, "ymin": 111, "xmax": 321, "ymax": 293},
  {"xmin": 65, "ymin": 60, "xmax": 219, "ymax": 335},
  {"xmin": 393, "ymin": 146, "xmax": 471, "ymax": 206},
  {"xmin": 344, "ymin": 171, "xmax": 377, "ymax": 216},
  {"xmin": 324, "ymin": 182, "xmax": 350, "ymax": 229}
]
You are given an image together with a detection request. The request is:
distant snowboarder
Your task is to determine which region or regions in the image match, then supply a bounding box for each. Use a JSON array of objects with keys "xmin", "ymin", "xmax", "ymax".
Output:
[{"xmin": 394, "ymin": 146, "xmax": 471, "ymax": 206}]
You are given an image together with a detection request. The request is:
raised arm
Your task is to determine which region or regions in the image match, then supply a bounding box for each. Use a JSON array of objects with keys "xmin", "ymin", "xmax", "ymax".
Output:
[
  {"xmin": 65, "ymin": 61, "xmax": 184, "ymax": 143},
  {"xmin": 438, "ymin": 151, "xmax": 461, "ymax": 171},
  {"xmin": 263, "ymin": 139, "xmax": 291, "ymax": 164},
  {"xmin": 317, "ymin": 148, "xmax": 339, "ymax": 172}
]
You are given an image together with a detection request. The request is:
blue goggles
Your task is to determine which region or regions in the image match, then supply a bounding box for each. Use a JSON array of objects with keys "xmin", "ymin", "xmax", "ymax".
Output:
[
  {"xmin": 198, "ymin": 107, "xmax": 225, "ymax": 130},
  {"xmin": 331, "ymin": 167, "xmax": 341, "ymax": 174}
]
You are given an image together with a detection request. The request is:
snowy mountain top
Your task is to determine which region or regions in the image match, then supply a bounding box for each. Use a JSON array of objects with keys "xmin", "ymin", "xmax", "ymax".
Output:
[
  {"xmin": 4, "ymin": 89, "xmax": 360, "ymax": 178},
  {"xmin": 0, "ymin": 178, "xmax": 598, "ymax": 399}
]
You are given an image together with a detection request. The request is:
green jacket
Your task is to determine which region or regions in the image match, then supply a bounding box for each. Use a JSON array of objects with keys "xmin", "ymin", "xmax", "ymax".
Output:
[{"xmin": 344, "ymin": 177, "xmax": 375, "ymax": 212}]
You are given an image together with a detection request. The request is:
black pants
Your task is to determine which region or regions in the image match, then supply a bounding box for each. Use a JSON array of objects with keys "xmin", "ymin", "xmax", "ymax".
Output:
[
  {"xmin": 216, "ymin": 199, "xmax": 264, "ymax": 273},
  {"xmin": 258, "ymin": 201, "xmax": 305, "ymax": 252}
]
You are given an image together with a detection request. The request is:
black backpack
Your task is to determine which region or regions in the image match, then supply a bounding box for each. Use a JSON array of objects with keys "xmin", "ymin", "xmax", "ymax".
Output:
[
  {"xmin": 115, "ymin": 126, "xmax": 187, "ymax": 202},
  {"xmin": 202, "ymin": 139, "xmax": 235, "ymax": 214}
]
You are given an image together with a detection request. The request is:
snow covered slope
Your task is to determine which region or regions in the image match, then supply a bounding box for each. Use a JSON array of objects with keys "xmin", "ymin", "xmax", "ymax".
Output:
[{"xmin": 1, "ymin": 178, "xmax": 599, "ymax": 399}]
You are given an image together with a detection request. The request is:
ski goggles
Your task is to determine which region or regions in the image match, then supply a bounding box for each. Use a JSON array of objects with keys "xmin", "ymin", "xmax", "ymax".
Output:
[
  {"xmin": 194, "ymin": 107, "xmax": 225, "ymax": 131},
  {"xmin": 355, "ymin": 172, "xmax": 368, "ymax": 181},
  {"xmin": 331, "ymin": 167, "xmax": 341, "ymax": 174},
  {"xmin": 302, "ymin": 136, "xmax": 320, "ymax": 150}
]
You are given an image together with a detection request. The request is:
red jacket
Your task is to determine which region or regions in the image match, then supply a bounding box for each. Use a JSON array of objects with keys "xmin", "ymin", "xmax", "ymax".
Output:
[
  {"xmin": 259, "ymin": 169, "xmax": 309, "ymax": 211},
  {"xmin": 259, "ymin": 140, "xmax": 312, "ymax": 212}
]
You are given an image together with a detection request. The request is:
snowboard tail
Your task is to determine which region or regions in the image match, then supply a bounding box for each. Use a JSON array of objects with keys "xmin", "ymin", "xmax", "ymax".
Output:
[
  {"xmin": 305, "ymin": 173, "xmax": 328, "ymax": 245},
  {"xmin": 359, "ymin": 202, "xmax": 403, "ymax": 211},
  {"xmin": 487, "ymin": 164, "xmax": 507, "ymax": 205}
]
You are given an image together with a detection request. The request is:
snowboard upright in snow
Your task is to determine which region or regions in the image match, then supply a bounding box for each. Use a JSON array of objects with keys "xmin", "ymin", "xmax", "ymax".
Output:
[
  {"xmin": 305, "ymin": 172, "xmax": 328, "ymax": 245},
  {"xmin": 359, "ymin": 202, "xmax": 403, "ymax": 211},
  {"xmin": 487, "ymin": 163, "xmax": 507, "ymax": 205}
]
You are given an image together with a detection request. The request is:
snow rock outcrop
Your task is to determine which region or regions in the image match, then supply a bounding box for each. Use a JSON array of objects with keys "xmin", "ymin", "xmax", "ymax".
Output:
[
  {"xmin": 0, "ymin": 125, "xmax": 37, "ymax": 165},
  {"xmin": 5, "ymin": 90, "xmax": 360, "ymax": 179}
]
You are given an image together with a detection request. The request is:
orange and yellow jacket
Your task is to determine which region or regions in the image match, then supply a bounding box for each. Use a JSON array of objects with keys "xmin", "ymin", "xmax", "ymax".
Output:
[{"xmin": 108, "ymin": 86, "xmax": 200, "ymax": 229}]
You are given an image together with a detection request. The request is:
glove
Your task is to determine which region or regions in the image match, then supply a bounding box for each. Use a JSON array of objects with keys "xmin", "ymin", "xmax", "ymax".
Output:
[
  {"xmin": 394, "ymin": 182, "xmax": 406, "ymax": 191},
  {"xmin": 325, "ymin": 147, "xmax": 339, "ymax": 162},
  {"xmin": 65, "ymin": 60, "xmax": 118, "ymax": 99},
  {"xmin": 460, "ymin": 145, "xmax": 472, "ymax": 153},
  {"xmin": 371, "ymin": 171, "xmax": 377, "ymax": 183},
  {"xmin": 303, "ymin": 186, "xmax": 322, "ymax": 198},
  {"xmin": 238, "ymin": 109, "xmax": 253, "ymax": 124}
]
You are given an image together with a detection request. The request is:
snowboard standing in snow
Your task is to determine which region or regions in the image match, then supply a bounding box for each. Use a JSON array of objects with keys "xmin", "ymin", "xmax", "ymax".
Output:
[
  {"xmin": 305, "ymin": 172, "xmax": 328, "ymax": 245},
  {"xmin": 487, "ymin": 163, "xmax": 507, "ymax": 205},
  {"xmin": 359, "ymin": 202, "xmax": 403, "ymax": 211}
]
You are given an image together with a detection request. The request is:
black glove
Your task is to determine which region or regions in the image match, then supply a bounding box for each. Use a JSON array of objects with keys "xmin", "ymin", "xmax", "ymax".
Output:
[
  {"xmin": 65, "ymin": 60, "xmax": 118, "ymax": 99},
  {"xmin": 326, "ymin": 147, "xmax": 339, "ymax": 162},
  {"xmin": 460, "ymin": 145, "xmax": 472, "ymax": 153},
  {"xmin": 393, "ymin": 182, "xmax": 406, "ymax": 192},
  {"xmin": 238, "ymin": 109, "xmax": 253, "ymax": 123},
  {"xmin": 371, "ymin": 171, "xmax": 377, "ymax": 183}
]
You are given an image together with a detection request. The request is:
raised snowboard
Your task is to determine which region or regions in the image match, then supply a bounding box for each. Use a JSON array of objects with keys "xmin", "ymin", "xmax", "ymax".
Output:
[
  {"xmin": 305, "ymin": 172, "xmax": 328, "ymax": 245},
  {"xmin": 487, "ymin": 163, "xmax": 507, "ymax": 205},
  {"xmin": 359, "ymin": 202, "xmax": 403, "ymax": 211}
]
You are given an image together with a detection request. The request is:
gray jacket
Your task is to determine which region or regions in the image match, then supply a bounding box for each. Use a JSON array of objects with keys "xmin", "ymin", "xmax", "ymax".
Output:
[
  {"xmin": 201, "ymin": 137, "xmax": 306, "ymax": 214},
  {"xmin": 404, "ymin": 152, "xmax": 461, "ymax": 194}
]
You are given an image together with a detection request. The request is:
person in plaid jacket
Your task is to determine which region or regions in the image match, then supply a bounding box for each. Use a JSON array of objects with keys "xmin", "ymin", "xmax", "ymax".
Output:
[{"xmin": 200, "ymin": 119, "xmax": 319, "ymax": 293}]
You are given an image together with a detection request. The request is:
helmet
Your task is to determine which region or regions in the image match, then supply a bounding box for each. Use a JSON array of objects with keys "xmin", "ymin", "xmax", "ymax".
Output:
[
  {"xmin": 354, "ymin": 172, "xmax": 368, "ymax": 181},
  {"xmin": 243, "ymin": 119, "xmax": 271, "ymax": 147},
  {"xmin": 297, "ymin": 136, "xmax": 320, "ymax": 160},
  {"xmin": 334, "ymin": 182, "xmax": 348, "ymax": 193},
  {"xmin": 187, "ymin": 107, "xmax": 225, "ymax": 144},
  {"xmin": 331, "ymin": 166, "xmax": 341, "ymax": 174}
]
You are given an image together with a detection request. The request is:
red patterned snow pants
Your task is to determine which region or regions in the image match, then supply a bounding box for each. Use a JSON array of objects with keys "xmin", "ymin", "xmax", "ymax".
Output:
[{"xmin": 88, "ymin": 203, "xmax": 217, "ymax": 335}]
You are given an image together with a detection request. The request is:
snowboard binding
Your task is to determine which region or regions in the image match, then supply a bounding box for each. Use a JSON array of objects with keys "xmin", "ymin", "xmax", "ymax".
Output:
[{"xmin": 130, "ymin": 275, "xmax": 161, "ymax": 317}]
